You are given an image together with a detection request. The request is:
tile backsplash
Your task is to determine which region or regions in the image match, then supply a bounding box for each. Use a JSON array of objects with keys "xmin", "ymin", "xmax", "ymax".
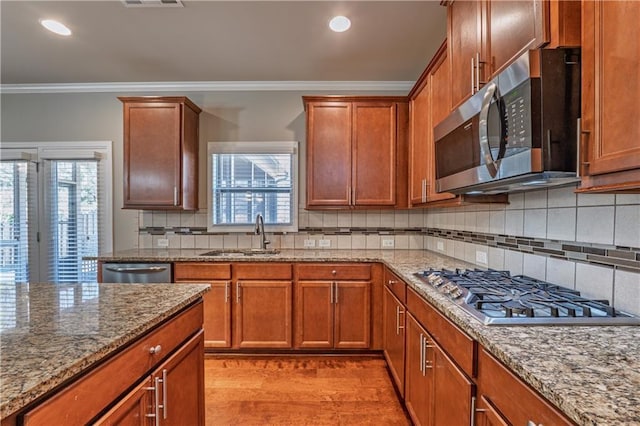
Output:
[{"xmin": 137, "ymin": 184, "xmax": 640, "ymax": 316}]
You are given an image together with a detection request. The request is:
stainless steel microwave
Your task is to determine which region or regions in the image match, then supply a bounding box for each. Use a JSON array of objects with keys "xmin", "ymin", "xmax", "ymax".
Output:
[{"xmin": 434, "ymin": 48, "xmax": 581, "ymax": 195}]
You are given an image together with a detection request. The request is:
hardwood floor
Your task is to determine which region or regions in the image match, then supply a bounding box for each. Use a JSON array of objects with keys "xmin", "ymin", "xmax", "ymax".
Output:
[{"xmin": 204, "ymin": 355, "xmax": 410, "ymax": 425}]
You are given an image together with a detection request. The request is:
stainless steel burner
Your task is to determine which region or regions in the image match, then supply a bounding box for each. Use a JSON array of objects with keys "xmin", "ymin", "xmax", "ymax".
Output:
[{"xmin": 416, "ymin": 269, "xmax": 640, "ymax": 326}]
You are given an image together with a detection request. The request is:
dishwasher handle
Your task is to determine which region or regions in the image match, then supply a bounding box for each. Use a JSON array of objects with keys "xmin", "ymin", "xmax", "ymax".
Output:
[{"xmin": 104, "ymin": 266, "xmax": 169, "ymax": 274}]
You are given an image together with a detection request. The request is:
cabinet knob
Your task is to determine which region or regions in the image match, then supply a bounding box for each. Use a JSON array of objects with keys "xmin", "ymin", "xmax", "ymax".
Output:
[
  {"xmin": 332, "ymin": 270, "xmax": 337, "ymax": 275},
  {"xmin": 149, "ymin": 344, "xmax": 162, "ymax": 355},
  {"xmin": 388, "ymin": 280, "xmax": 396, "ymax": 285}
]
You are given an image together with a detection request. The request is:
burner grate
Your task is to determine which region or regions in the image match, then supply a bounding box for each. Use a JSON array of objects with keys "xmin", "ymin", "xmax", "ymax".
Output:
[{"xmin": 415, "ymin": 268, "xmax": 640, "ymax": 325}]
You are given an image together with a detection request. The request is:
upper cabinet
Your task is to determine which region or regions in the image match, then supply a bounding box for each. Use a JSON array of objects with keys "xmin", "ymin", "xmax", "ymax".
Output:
[
  {"xmin": 409, "ymin": 42, "xmax": 457, "ymax": 207},
  {"xmin": 119, "ymin": 96, "xmax": 201, "ymax": 210},
  {"xmin": 303, "ymin": 96, "xmax": 408, "ymax": 209},
  {"xmin": 408, "ymin": 42, "xmax": 506, "ymax": 208},
  {"xmin": 579, "ymin": 0, "xmax": 640, "ymax": 192},
  {"xmin": 446, "ymin": 0, "xmax": 581, "ymax": 109}
]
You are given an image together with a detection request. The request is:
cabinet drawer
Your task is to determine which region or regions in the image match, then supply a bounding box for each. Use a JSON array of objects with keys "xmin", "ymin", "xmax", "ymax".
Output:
[
  {"xmin": 174, "ymin": 262, "xmax": 231, "ymax": 280},
  {"xmin": 235, "ymin": 263, "xmax": 292, "ymax": 280},
  {"xmin": 407, "ymin": 287, "xmax": 475, "ymax": 378},
  {"xmin": 22, "ymin": 302, "xmax": 203, "ymax": 426},
  {"xmin": 477, "ymin": 347, "xmax": 574, "ymax": 426},
  {"xmin": 384, "ymin": 268, "xmax": 406, "ymax": 303},
  {"xmin": 296, "ymin": 263, "xmax": 372, "ymax": 280}
]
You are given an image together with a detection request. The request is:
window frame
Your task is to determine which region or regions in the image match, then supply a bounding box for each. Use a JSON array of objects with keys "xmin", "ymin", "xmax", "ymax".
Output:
[{"xmin": 207, "ymin": 141, "xmax": 299, "ymax": 233}]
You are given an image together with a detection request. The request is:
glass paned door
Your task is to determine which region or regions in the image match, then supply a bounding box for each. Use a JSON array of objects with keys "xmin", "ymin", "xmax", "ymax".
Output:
[
  {"xmin": 46, "ymin": 160, "xmax": 99, "ymax": 283},
  {"xmin": 0, "ymin": 161, "xmax": 33, "ymax": 284}
]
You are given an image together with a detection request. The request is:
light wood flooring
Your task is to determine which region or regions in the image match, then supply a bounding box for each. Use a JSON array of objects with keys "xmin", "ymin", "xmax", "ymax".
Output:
[{"xmin": 204, "ymin": 355, "xmax": 410, "ymax": 425}]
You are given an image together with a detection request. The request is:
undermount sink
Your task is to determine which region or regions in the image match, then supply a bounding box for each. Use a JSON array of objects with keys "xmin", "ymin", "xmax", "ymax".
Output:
[{"xmin": 199, "ymin": 249, "xmax": 280, "ymax": 257}]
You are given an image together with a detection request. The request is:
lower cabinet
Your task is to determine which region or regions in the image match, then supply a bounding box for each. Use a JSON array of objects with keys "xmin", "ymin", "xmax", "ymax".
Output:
[
  {"xmin": 96, "ymin": 330, "xmax": 205, "ymax": 425},
  {"xmin": 234, "ymin": 263, "xmax": 293, "ymax": 349},
  {"xmin": 295, "ymin": 264, "xmax": 371, "ymax": 349},
  {"xmin": 21, "ymin": 302, "xmax": 204, "ymax": 426},
  {"xmin": 475, "ymin": 347, "xmax": 574, "ymax": 426},
  {"xmin": 382, "ymin": 285, "xmax": 406, "ymax": 397},
  {"xmin": 405, "ymin": 313, "xmax": 474, "ymax": 426},
  {"xmin": 174, "ymin": 263, "xmax": 232, "ymax": 348}
]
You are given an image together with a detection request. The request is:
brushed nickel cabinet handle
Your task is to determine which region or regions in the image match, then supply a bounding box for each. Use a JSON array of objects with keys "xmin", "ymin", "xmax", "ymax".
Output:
[
  {"xmin": 162, "ymin": 369, "xmax": 168, "ymax": 419},
  {"xmin": 224, "ymin": 282, "xmax": 229, "ymax": 303},
  {"xmin": 334, "ymin": 282, "xmax": 339, "ymax": 304},
  {"xmin": 236, "ymin": 282, "xmax": 241, "ymax": 304},
  {"xmin": 149, "ymin": 344, "xmax": 162, "ymax": 355}
]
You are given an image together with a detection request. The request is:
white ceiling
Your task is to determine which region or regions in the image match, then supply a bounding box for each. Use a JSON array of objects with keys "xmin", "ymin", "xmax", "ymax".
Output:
[{"xmin": 0, "ymin": 1, "xmax": 447, "ymax": 91}]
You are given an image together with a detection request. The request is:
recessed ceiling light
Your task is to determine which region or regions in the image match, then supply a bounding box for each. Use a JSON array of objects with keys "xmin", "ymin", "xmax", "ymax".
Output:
[
  {"xmin": 329, "ymin": 16, "xmax": 351, "ymax": 33},
  {"xmin": 40, "ymin": 19, "xmax": 72, "ymax": 36}
]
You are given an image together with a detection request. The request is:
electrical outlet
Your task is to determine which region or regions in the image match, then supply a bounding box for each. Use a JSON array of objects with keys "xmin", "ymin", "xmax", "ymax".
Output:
[
  {"xmin": 382, "ymin": 238, "xmax": 395, "ymax": 248},
  {"xmin": 318, "ymin": 239, "xmax": 331, "ymax": 248},
  {"xmin": 303, "ymin": 239, "xmax": 316, "ymax": 248},
  {"xmin": 476, "ymin": 250, "xmax": 488, "ymax": 265},
  {"xmin": 157, "ymin": 238, "xmax": 169, "ymax": 248},
  {"xmin": 436, "ymin": 241, "xmax": 445, "ymax": 252}
]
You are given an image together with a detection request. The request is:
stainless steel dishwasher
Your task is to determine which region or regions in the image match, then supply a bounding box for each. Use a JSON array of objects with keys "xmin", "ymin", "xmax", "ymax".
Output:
[{"xmin": 101, "ymin": 263, "xmax": 172, "ymax": 283}]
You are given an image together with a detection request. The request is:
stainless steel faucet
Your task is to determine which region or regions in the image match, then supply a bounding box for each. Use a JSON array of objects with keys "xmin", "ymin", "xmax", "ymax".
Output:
[{"xmin": 255, "ymin": 213, "xmax": 270, "ymax": 250}]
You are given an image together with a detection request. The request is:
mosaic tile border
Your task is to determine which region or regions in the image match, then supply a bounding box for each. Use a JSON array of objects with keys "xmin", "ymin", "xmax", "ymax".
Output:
[
  {"xmin": 138, "ymin": 225, "xmax": 640, "ymax": 271},
  {"xmin": 425, "ymin": 228, "xmax": 640, "ymax": 272}
]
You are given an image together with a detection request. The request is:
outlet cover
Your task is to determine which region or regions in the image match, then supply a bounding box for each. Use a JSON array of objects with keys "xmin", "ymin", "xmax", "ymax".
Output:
[
  {"xmin": 303, "ymin": 239, "xmax": 316, "ymax": 248},
  {"xmin": 318, "ymin": 239, "xmax": 331, "ymax": 248},
  {"xmin": 382, "ymin": 238, "xmax": 395, "ymax": 248},
  {"xmin": 436, "ymin": 241, "xmax": 445, "ymax": 251},
  {"xmin": 476, "ymin": 250, "xmax": 488, "ymax": 265},
  {"xmin": 157, "ymin": 238, "xmax": 169, "ymax": 248}
]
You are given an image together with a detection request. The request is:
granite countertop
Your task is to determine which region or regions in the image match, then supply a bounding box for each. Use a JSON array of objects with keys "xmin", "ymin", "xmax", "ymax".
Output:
[
  {"xmin": 97, "ymin": 248, "xmax": 640, "ymax": 425},
  {"xmin": 0, "ymin": 282, "xmax": 210, "ymax": 419}
]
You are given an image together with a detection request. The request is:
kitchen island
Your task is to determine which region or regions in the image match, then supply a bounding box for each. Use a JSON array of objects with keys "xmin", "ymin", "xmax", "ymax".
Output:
[
  {"xmin": 96, "ymin": 248, "xmax": 640, "ymax": 426},
  {"xmin": 0, "ymin": 282, "xmax": 210, "ymax": 425}
]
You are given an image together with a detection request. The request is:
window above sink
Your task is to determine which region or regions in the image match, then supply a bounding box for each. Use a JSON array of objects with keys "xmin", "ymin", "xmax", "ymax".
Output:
[{"xmin": 207, "ymin": 141, "xmax": 299, "ymax": 233}]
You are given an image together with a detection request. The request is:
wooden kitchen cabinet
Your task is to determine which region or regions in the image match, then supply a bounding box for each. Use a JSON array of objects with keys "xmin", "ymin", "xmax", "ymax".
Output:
[
  {"xmin": 476, "ymin": 346, "xmax": 573, "ymax": 426},
  {"xmin": 119, "ymin": 96, "xmax": 201, "ymax": 210},
  {"xmin": 21, "ymin": 302, "xmax": 204, "ymax": 426},
  {"xmin": 578, "ymin": 0, "xmax": 640, "ymax": 192},
  {"xmin": 404, "ymin": 311, "xmax": 474, "ymax": 426},
  {"xmin": 174, "ymin": 263, "xmax": 232, "ymax": 348},
  {"xmin": 382, "ymin": 285, "xmax": 406, "ymax": 397},
  {"xmin": 234, "ymin": 263, "xmax": 293, "ymax": 349},
  {"xmin": 410, "ymin": 42, "xmax": 456, "ymax": 206},
  {"xmin": 303, "ymin": 96, "xmax": 408, "ymax": 209},
  {"xmin": 447, "ymin": 0, "xmax": 483, "ymax": 110},
  {"xmin": 295, "ymin": 264, "xmax": 371, "ymax": 349},
  {"xmin": 96, "ymin": 331, "xmax": 204, "ymax": 426},
  {"xmin": 409, "ymin": 42, "xmax": 505, "ymax": 208},
  {"xmin": 445, "ymin": 0, "xmax": 580, "ymax": 109}
]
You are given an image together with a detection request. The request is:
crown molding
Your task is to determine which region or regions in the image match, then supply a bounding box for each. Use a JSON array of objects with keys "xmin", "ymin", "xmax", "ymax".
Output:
[{"xmin": 0, "ymin": 80, "xmax": 414, "ymax": 94}]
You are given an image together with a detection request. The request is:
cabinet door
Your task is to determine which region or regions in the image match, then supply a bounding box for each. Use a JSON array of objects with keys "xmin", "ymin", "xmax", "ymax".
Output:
[
  {"xmin": 94, "ymin": 378, "xmax": 153, "ymax": 426},
  {"xmin": 352, "ymin": 102, "xmax": 397, "ymax": 206},
  {"xmin": 234, "ymin": 280, "xmax": 292, "ymax": 348},
  {"xmin": 123, "ymin": 102, "xmax": 181, "ymax": 208},
  {"xmin": 201, "ymin": 281, "xmax": 231, "ymax": 348},
  {"xmin": 295, "ymin": 281, "xmax": 333, "ymax": 348},
  {"xmin": 427, "ymin": 48, "xmax": 457, "ymax": 204},
  {"xmin": 174, "ymin": 263, "xmax": 232, "ymax": 349},
  {"xmin": 306, "ymin": 102, "xmax": 352, "ymax": 207},
  {"xmin": 154, "ymin": 331, "xmax": 204, "ymax": 426},
  {"xmin": 382, "ymin": 286, "xmax": 405, "ymax": 397},
  {"xmin": 404, "ymin": 314, "xmax": 433, "ymax": 426},
  {"xmin": 334, "ymin": 281, "xmax": 371, "ymax": 349},
  {"xmin": 581, "ymin": 0, "xmax": 640, "ymax": 187},
  {"xmin": 486, "ymin": 0, "xmax": 546, "ymax": 75},
  {"xmin": 474, "ymin": 396, "xmax": 509, "ymax": 426},
  {"xmin": 175, "ymin": 280, "xmax": 231, "ymax": 349},
  {"xmin": 448, "ymin": 0, "xmax": 483, "ymax": 108},
  {"xmin": 432, "ymin": 341, "xmax": 475, "ymax": 426},
  {"xmin": 409, "ymin": 82, "xmax": 430, "ymax": 206}
]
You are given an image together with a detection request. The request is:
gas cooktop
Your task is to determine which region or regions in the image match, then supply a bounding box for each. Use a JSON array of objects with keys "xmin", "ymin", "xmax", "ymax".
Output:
[{"xmin": 415, "ymin": 269, "xmax": 640, "ymax": 326}]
